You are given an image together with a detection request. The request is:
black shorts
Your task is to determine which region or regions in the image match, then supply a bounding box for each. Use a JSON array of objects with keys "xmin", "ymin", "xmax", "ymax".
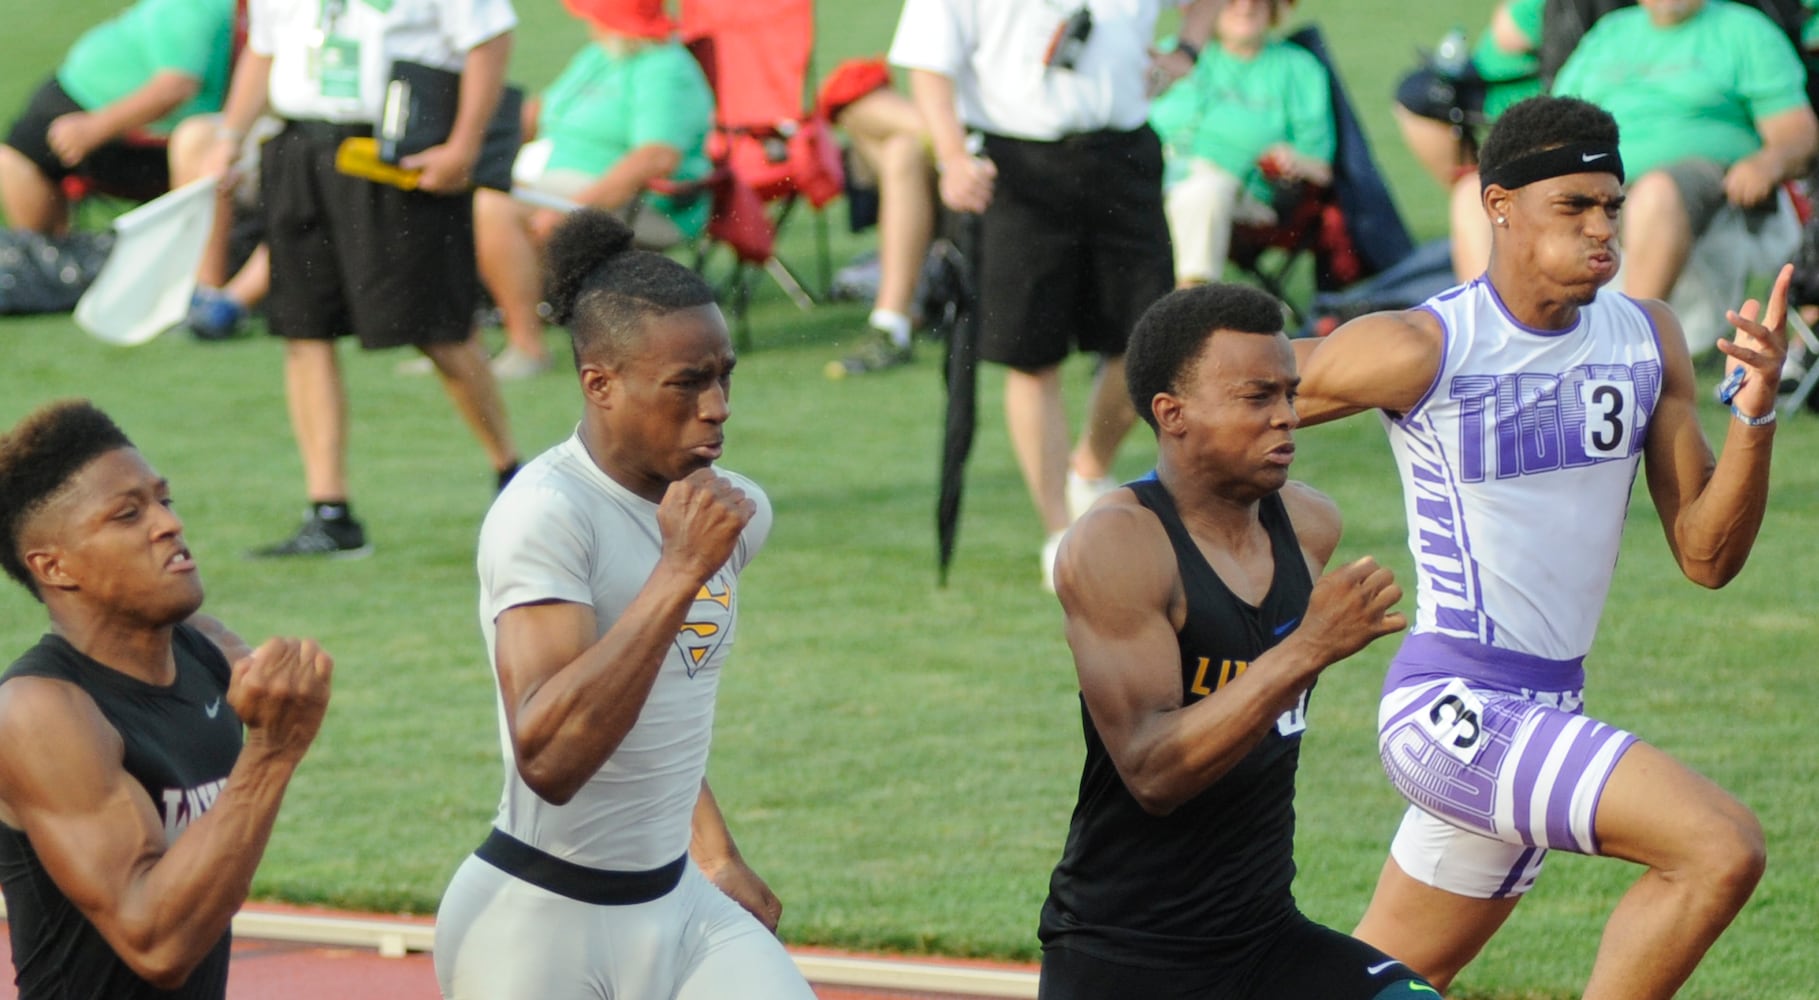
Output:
[
  {"xmin": 1038, "ymin": 915, "xmax": 1433, "ymax": 1000},
  {"xmin": 4, "ymin": 77, "xmax": 169, "ymax": 200},
  {"xmin": 975, "ymin": 126, "xmax": 1174, "ymax": 371},
  {"xmin": 261, "ymin": 119, "xmax": 477, "ymax": 349}
]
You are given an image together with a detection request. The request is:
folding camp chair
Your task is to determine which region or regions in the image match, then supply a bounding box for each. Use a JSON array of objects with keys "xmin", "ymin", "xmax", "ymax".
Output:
[
  {"xmin": 1227, "ymin": 24, "xmax": 1414, "ymax": 318},
  {"xmin": 673, "ymin": 0, "xmax": 842, "ymax": 340}
]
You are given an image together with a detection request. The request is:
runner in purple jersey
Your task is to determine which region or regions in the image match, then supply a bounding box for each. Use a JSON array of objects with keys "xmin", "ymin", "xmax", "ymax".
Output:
[{"xmin": 1292, "ymin": 95, "xmax": 1789, "ymax": 1000}]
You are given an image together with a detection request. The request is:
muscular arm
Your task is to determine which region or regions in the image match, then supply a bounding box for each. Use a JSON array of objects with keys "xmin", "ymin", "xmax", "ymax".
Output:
[
  {"xmin": 1639, "ymin": 295, "xmax": 1779, "ymax": 588},
  {"xmin": 0, "ymin": 648, "xmax": 325, "ymax": 989},
  {"xmin": 493, "ymin": 469, "xmax": 753, "ymax": 806},
  {"xmin": 1294, "ymin": 310, "xmax": 1445, "ymax": 426},
  {"xmin": 1054, "ymin": 496, "xmax": 1396, "ymax": 816}
]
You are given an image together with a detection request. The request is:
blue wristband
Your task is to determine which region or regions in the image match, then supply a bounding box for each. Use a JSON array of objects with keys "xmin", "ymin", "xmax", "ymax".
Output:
[
  {"xmin": 1731, "ymin": 403, "xmax": 1777, "ymax": 427},
  {"xmin": 1716, "ymin": 367, "xmax": 1746, "ymax": 404}
]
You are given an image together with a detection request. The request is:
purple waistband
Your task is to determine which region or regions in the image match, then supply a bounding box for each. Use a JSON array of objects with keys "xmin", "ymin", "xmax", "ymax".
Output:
[{"xmin": 1386, "ymin": 632, "xmax": 1586, "ymax": 696}]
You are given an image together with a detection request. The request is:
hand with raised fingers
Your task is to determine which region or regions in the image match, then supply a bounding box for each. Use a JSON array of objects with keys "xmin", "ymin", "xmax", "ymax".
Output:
[{"xmin": 1718, "ymin": 262, "xmax": 1792, "ymax": 423}]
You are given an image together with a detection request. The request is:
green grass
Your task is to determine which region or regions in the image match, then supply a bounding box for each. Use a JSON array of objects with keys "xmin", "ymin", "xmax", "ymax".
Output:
[{"xmin": 7, "ymin": 1, "xmax": 1819, "ymax": 997}]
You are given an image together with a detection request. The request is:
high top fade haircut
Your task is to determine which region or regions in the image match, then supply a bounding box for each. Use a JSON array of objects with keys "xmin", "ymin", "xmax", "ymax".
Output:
[
  {"xmin": 1479, "ymin": 95, "xmax": 1620, "ymax": 180},
  {"xmin": 0, "ymin": 400, "xmax": 134, "ymax": 600},
  {"xmin": 543, "ymin": 209, "xmax": 718, "ymax": 368},
  {"xmin": 1126, "ymin": 283, "xmax": 1286, "ymax": 431}
]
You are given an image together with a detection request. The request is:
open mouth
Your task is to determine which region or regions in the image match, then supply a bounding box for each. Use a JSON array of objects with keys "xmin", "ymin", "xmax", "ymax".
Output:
[{"xmin": 166, "ymin": 547, "xmax": 195, "ymax": 571}]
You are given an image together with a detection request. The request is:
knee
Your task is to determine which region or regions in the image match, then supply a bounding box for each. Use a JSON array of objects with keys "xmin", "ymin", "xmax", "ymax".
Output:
[
  {"xmin": 1624, "ymin": 171, "xmax": 1688, "ymax": 229},
  {"xmin": 1703, "ymin": 807, "xmax": 1767, "ymax": 899}
]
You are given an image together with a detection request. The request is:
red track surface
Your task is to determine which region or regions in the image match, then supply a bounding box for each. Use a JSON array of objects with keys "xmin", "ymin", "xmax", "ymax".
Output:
[{"xmin": 0, "ymin": 914, "xmax": 1036, "ymax": 1000}]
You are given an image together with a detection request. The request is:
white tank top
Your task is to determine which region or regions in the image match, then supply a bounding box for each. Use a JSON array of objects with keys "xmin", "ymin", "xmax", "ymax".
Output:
[
  {"xmin": 476, "ymin": 432, "xmax": 772, "ymax": 870},
  {"xmin": 1383, "ymin": 278, "xmax": 1663, "ymax": 661}
]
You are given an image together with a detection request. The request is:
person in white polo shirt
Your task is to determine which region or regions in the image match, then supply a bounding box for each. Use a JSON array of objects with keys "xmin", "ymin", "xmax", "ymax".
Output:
[
  {"xmin": 203, "ymin": 0, "xmax": 522, "ymax": 559},
  {"xmin": 890, "ymin": 0, "xmax": 1217, "ymax": 589}
]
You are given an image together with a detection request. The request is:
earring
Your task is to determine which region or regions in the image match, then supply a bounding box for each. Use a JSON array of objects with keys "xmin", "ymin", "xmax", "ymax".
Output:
[{"xmin": 1496, "ymin": 216, "xmax": 1508, "ymax": 225}]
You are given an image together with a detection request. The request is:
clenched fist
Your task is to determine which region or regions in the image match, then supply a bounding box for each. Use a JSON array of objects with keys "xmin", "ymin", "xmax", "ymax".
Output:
[
  {"xmin": 227, "ymin": 638, "xmax": 333, "ymax": 760},
  {"xmin": 657, "ymin": 468, "xmax": 756, "ymax": 584}
]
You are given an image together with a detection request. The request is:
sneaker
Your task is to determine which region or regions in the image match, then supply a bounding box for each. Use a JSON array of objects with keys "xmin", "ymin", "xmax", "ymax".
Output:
[
  {"xmin": 248, "ymin": 512, "xmax": 373, "ymax": 560},
  {"xmin": 825, "ymin": 328, "xmax": 912, "ymax": 379},
  {"xmin": 491, "ymin": 346, "xmax": 552, "ymax": 380},
  {"xmin": 1066, "ymin": 471, "xmax": 1117, "ymax": 523},
  {"xmin": 185, "ymin": 287, "xmax": 246, "ymax": 342}
]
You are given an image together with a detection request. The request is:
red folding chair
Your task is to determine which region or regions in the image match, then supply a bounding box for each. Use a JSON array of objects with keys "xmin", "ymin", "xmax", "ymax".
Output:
[{"xmin": 672, "ymin": 0, "xmax": 842, "ymax": 341}]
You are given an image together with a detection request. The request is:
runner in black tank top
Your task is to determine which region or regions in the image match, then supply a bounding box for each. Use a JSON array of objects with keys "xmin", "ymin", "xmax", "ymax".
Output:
[
  {"xmin": 0, "ymin": 402, "xmax": 332, "ymax": 999},
  {"xmin": 1039, "ymin": 283, "xmax": 1430, "ymax": 999},
  {"xmin": 0, "ymin": 625, "xmax": 240, "ymax": 1000}
]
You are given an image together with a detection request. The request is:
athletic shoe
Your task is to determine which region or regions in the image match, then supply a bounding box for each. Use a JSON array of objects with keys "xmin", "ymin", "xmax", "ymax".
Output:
[
  {"xmin": 825, "ymin": 328, "xmax": 912, "ymax": 379},
  {"xmin": 185, "ymin": 287, "xmax": 246, "ymax": 342},
  {"xmin": 490, "ymin": 346, "xmax": 552, "ymax": 380},
  {"xmin": 1066, "ymin": 471, "xmax": 1117, "ymax": 523},
  {"xmin": 248, "ymin": 512, "xmax": 372, "ymax": 560}
]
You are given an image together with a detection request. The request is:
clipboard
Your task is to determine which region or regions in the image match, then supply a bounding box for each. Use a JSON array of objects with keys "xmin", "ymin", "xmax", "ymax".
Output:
[{"xmin": 377, "ymin": 60, "xmax": 523, "ymax": 191}]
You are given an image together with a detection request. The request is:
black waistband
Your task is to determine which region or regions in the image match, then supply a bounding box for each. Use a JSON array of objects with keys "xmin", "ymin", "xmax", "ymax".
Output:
[
  {"xmin": 474, "ymin": 828, "xmax": 687, "ymax": 905},
  {"xmin": 283, "ymin": 118, "xmax": 374, "ymax": 142},
  {"xmin": 983, "ymin": 124, "xmax": 1154, "ymax": 149}
]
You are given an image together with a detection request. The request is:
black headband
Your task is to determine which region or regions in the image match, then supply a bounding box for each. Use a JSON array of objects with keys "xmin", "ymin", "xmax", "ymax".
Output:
[{"xmin": 1480, "ymin": 142, "xmax": 1625, "ymax": 191}]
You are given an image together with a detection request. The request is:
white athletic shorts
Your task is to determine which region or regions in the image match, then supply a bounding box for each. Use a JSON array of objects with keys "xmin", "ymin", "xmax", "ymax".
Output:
[
  {"xmin": 435, "ymin": 854, "xmax": 815, "ymax": 1000},
  {"xmin": 1377, "ymin": 674, "xmax": 1638, "ymax": 899}
]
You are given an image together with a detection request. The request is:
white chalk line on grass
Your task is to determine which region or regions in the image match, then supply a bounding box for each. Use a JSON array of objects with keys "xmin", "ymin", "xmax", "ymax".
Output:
[{"xmin": 0, "ymin": 900, "xmax": 1041, "ymax": 998}]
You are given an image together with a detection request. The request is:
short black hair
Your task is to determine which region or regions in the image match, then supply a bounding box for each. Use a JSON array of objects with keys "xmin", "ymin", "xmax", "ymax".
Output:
[
  {"xmin": 543, "ymin": 209, "xmax": 718, "ymax": 367},
  {"xmin": 1479, "ymin": 95, "xmax": 1620, "ymax": 176},
  {"xmin": 1126, "ymin": 283, "xmax": 1285, "ymax": 431},
  {"xmin": 0, "ymin": 400, "xmax": 134, "ymax": 600}
]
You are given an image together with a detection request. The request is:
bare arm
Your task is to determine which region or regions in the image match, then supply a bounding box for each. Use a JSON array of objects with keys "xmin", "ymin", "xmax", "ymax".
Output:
[
  {"xmin": 0, "ymin": 639, "xmax": 329, "ymax": 990},
  {"xmin": 1488, "ymin": 0, "xmax": 1537, "ymax": 55},
  {"xmin": 494, "ymin": 469, "xmax": 754, "ymax": 805},
  {"xmin": 402, "ymin": 30, "xmax": 512, "ymax": 193},
  {"xmin": 908, "ymin": 68, "xmax": 994, "ymax": 214},
  {"xmin": 575, "ymin": 143, "xmax": 683, "ymax": 211},
  {"xmin": 1294, "ymin": 309, "xmax": 1445, "ymax": 425},
  {"xmin": 1054, "ymin": 499, "xmax": 1403, "ymax": 816},
  {"xmin": 46, "ymin": 70, "xmax": 199, "ymax": 166},
  {"xmin": 198, "ymin": 51, "xmax": 272, "ymax": 181},
  {"xmin": 1725, "ymin": 105, "xmax": 1818, "ymax": 207},
  {"xmin": 690, "ymin": 780, "xmax": 782, "ymax": 930},
  {"xmin": 1640, "ymin": 268, "xmax": 1789, "ymax": 588}
]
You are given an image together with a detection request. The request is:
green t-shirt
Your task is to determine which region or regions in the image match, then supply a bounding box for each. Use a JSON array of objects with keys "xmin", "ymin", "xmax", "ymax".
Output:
[
  {"xmin": 1473, "ymin": 0, "xmax": 1544, "ymax": 120},
  {"xmin": 1553, "ymin": 0, "xmax": 1809, "ymax": 176},
  {"xmin": 539, "ymin": 41, "xmax": 715, "ymax": 239},
  {"xmin": 55, "ymin": 0, "xmax": 236, "ymax": 136},
  {"xmin": 1150, "ymin": 38, "xmax": 1333, "ymax": 207}
]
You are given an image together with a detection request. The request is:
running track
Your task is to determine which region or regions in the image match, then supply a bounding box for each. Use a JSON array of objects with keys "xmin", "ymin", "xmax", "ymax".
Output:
[{"xmin": 0, "ymin": 907, "xmax": 1039, "ymax": 1000}]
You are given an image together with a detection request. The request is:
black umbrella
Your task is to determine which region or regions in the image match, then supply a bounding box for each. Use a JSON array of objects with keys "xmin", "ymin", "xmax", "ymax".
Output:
[{"xmin": 935, "ymin": 211, "xmax": 982, "ymax": 586}]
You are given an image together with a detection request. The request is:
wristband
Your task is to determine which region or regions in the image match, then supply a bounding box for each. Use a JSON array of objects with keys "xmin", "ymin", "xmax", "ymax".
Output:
[
  {"xmin": 1731, "ymin": 404, "xmax": 1777, "ymax": 427},
  {"xmin": 1715, "ymin": 366, "xmax": 1745, "ymax": 404},
  {"xmin": 1175, "ymin": 39, "xmax": 1200, "ymax": 62}
]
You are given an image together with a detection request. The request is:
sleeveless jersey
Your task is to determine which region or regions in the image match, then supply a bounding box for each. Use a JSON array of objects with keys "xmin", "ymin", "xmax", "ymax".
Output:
[
  {"xmin": 1385, "ymin": 279, "xmax": 1663, "ymax": 665},
  {"xmin": 0, "ymin": 625, "xmax": 240, "ymax": 999},
  {"xmin": 475, "ymin": 433, "xmax": 773, "ymax": 871},
  {"xmin": 1039, "ymin": 480, "xmax": 1316, "ymax": 968}
]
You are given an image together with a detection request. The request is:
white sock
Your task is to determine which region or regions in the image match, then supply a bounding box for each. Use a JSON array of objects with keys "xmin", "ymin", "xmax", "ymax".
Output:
[{"xmin": 869, "ymin": 308, "xmax": 913, "ymax": 348}]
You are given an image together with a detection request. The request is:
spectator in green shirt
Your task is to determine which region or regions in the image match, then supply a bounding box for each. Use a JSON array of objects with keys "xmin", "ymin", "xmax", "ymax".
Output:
[
  {"xmin": 1150, "ymin": 0, "xmax": 1333, "ymax": 287},
  {"xmin": 1550, "ymin": 0, "xmax": 1816, "ymax": 302},
  {"xmin": 1, "ymin": 0, "xmax": 236, "ymax": 235},
  {"xmin": 473, "ymin": 0, "xmax": 713, "ymax": 378}
]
